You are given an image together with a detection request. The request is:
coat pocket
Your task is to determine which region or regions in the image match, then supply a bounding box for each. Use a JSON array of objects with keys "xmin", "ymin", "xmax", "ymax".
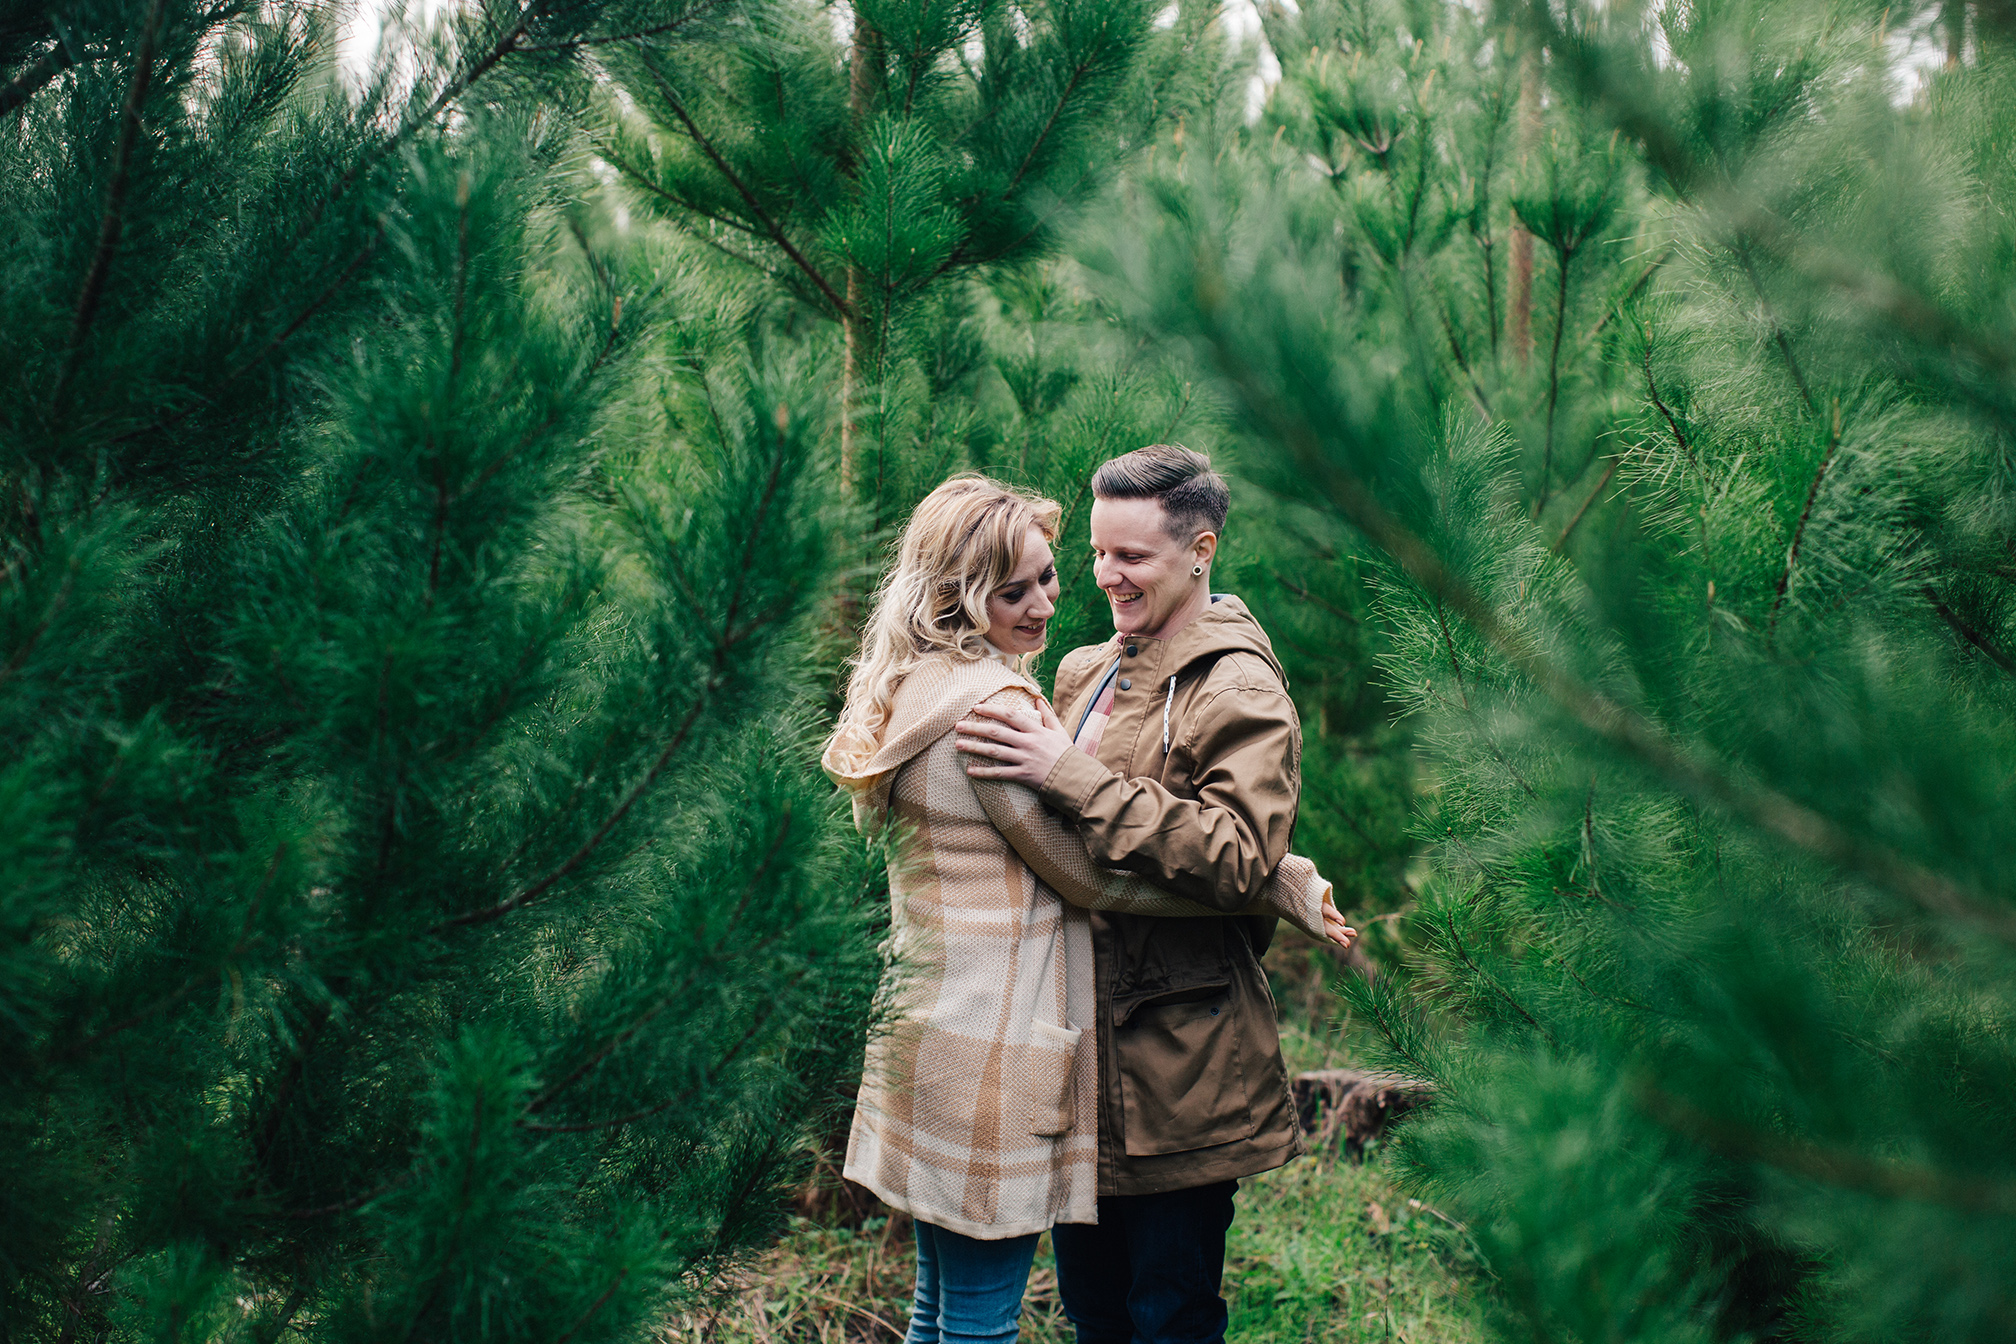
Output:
[
  {"xmin": 1114, "ymin": 981, "xmax": 1258, "ymax": 1156},
  {"xmin": 1026, "ymin": 1019, "xmax": 1082, "ymax": 1137}
]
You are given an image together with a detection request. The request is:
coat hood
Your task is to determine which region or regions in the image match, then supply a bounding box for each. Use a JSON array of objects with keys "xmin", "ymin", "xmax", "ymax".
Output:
[
  {"xmin": 821, "ymin": 654, "xmax": 1034, "ymax": 797},
  {"xmin": 1138, "ymin": 594, "xmax": 1287, "ymax": 686}
]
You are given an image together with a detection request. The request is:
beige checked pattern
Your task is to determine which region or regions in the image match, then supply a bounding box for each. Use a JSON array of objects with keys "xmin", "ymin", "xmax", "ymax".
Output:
[{"xmin": 823, "ymin": 654, "xmax": 1332, "ymax": 1239}]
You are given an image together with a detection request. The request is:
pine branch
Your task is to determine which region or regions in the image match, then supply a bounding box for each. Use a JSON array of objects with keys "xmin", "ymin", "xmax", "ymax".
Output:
[
  {"xmin": 517, "ymin": 4, "xmax": 727, "ymax": 53},
  {"xmin": 943, "ymin": 145, "xmax": 1116, "ymax": 273},
  {"xmin": 1923, "ymin": 586, "xmax": 2016, "ymax": 677},
  {"xmin": 553, "ymin": 1269, "xmax": 631, "ymax": 1344},
  {"xmin": 399, "ymin": 1090, "xmax": 492, "ymax": 1341},
  {"xmin": 1443, "ymin": 910, "xmax": 1551, "ymax": 1036},
  {"xmin": 53, "ymin": 0, "xmax": 165, "ymax": 407},
  {"xmin": 1638, "ymin": 1085, "xmax": 2016, "ymax": 1216},
  {"xmin": 1435, "ymin": 289, "xmax": 1495, "ymax": 422},
  {"xmin": 0, "ymin": 550, "xmax": 77, "ymax": 695},
  {"xmin": 291, "ymin": 0, "xmax": 558, "ymax": 248},
  {"xmin": 1188, "ymin": 268, "xmax": 2016, "ymax": 943},
  {"xmin": 430, "ymin": 695, "xmax": 710, "ymax": 932},
  {"xmin": 521, "ymin": 971, "xmax": 803, "ymax": 1134},
  {"xmin": 251, "ymin": 998, "xmax": 338, "ymax": 1170},
  {"xmin": 119, "ymin": 225, "xmax": 387, "ymax": 443},
  {"xmin": 639, "ymin": 55, "xmax": 853, "ymax": 320},
  {"xmin": 1640, "ymin": 325, "xmax": 1695, "ymax": 465},
  {"xmin": 524, "ymin": 934, "xmax": 792, "ymax": 1119},
  {"xmin": 1274, "ymin": 572, "xmax": 1363, "ymax": 625},
  {"xmin": 250, "ymin": 1286, "xmax": 310, "ymax": 1344},
  {"xmin": 1584, "ymin": 247, "xmax": 1672, "ymax": 344},
  {"xmin": 1551, "ymin": 453, "xmax": 1619, "ymax": 553},
  {"xmin": 57, "ymin": 842, "xmax": 287, "ymax": 1060},
  {"xmin": 437, "ymin": 421, "xmax": 792, "ymax": 932},
  {"xmin": 1766, "ymin": 401, "xmax": 1840, "ymax": 648},
  {"xmin": 602, "ymin": 146, "xmax": 771, "ymax": 242},
  {"xmin": 1001, "ymin": 57, "xmax": 1093, "ymax": 203},
  {"xmin": 1735, "ymin": 242, "xmax": 1816, "ymax": 413},
  {"xmin": 53, "ymin": 1210, "xmax": 120, "ymax": 1344},
  {"xmin": 1433, "ymin": 602, "xmax": 1470, "ymax": 710},
  {"xmin": 282, "ymin": 1177, "xmax": 409, "ymax": 1220},
  {"xmin": 464, "ymin": 316, "xmax": 624, "ymax": 498},
  {"xmin": 598, "ymin": 152, "xmax": 798, "ymax": 280},
  {"xmin": 0, "ymin": 39, "xmax": 81, "ymax": 117},
  {"xmin": 1522, "ymin": 2, "xmax": 2016, "ymax": 403}
]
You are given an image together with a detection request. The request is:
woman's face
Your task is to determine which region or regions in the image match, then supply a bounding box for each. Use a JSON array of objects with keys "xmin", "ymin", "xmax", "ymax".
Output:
[{"xmin": 984, "ymin": 525, "xmax": 1060, "ymax": 656}]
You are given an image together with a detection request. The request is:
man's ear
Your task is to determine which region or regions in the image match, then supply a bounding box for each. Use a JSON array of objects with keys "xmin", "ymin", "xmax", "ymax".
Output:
[{"xmin": 1194, "ymin": 530, "xmax": 1219, "ymax": 567}]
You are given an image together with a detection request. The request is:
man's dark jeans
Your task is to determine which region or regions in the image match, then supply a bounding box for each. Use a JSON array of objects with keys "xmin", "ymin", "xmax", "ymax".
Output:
[{"xmin": 1051, "ymin": 1181, "xmax": 1239, "ymax": 1344}]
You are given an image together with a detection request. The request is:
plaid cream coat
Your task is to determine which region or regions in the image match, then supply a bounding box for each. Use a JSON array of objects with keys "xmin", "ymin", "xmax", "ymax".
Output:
[{"xmin": 822, "ymin": 653, "xmax": 1331, "ymax": 1238}]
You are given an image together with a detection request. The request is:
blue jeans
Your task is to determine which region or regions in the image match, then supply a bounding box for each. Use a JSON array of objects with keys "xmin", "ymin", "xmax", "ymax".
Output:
[
  {"xmin": 905, "ymin": 1221, "xmax": 1041, "ymax": 1344},
  {"xmin": 1051, "ymin": 1181, "xmax": 1239, "ymax": 1344}
]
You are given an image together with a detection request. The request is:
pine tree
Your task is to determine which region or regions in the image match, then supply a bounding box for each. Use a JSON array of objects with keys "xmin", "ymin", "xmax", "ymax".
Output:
[
  {"xmin": 1091, "ymin": 0, "xmax": 2016, "ymax": 1338},
  {"xmin": 591, "ymin": 0, "xmax": 1224, "ymax": 530},
  {"xmin": 2, "ymin": 5, "xmax": 876, "ymax": 1339}
]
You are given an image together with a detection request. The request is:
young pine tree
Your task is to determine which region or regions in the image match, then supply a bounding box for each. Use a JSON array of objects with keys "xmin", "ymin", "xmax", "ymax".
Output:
[
  {"xmin": 2, "ymin": 6, "xmax": 875, "ymax": 1340},
  {"xmin": 1095, "ymin": 0, "xmax": 2016, "ymax": 1338},
  {"xmin": 590, "ymin": 0, "xmax": 1229, "ymax": 532}
]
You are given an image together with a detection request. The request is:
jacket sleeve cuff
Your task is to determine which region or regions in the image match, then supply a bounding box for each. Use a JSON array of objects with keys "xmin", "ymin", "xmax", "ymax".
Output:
[{"xmin": 1038, "ymin": 747, "xmax": 1111, "ymax": 818}]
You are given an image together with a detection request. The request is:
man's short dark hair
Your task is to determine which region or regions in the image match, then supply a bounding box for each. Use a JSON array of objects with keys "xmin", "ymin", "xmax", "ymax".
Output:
[{"xmin": 1090, "ymin": 444, "xmax": 1229, "ymax": 540}]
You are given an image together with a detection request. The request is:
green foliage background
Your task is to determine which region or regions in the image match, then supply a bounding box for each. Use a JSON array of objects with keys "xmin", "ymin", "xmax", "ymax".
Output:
[
  {"xmin": 1076, "ymin": 2, "xmax": 2016, "ymax": 1341},
  {"xmin": 7, "ymin": 0, "xmax": 2016, "ymax": 1340}
]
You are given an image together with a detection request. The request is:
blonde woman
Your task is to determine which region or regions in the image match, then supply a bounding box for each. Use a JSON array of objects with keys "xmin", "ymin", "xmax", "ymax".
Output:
[{"xmin": 822, "ymin": 476, "xmax": 1349, "ymax": 1344}]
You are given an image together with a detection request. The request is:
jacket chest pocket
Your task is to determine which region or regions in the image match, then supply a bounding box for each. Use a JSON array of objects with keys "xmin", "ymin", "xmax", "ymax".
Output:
[{"xmin": 1113, "ymin": 982, "xmax": 1259, "ymax": 1156}]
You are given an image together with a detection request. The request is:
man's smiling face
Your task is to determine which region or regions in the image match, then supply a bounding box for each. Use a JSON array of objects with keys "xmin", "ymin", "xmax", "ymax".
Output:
[{"xmin": 1088, "ymin": 496, "xmax": 1212, "ymax": 640}]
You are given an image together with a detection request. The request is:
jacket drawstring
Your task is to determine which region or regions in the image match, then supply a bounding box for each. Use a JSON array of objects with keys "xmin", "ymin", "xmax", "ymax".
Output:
[{"xmin": 1162, "ymin": 675, "xmax": 1177, "ymax": 754}]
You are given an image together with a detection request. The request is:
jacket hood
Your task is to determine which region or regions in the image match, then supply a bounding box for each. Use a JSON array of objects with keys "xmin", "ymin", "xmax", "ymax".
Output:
[
  {"xmin": 821, "ymin": 654, "xmax": 1033, "ymax": 796},
  {"xmin": 1137, "ymin": 594, "xmax": 1287, "ymax": 686}
]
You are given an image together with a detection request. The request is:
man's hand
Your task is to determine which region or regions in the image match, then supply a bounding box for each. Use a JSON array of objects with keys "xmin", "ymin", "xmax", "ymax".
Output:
[
  {"xmin": 1321, "ymin": 896, "xmax": 1357, "ymax": 951},
  {"xmin": 957, "ymin": 699, "xmax": 1075, "ymax": 789}
]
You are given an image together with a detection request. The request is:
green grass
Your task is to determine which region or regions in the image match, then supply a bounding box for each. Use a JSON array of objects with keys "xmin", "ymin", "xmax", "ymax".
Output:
[
  {"xmin": 664, "ymin": 1141, "xmax": 1489, "ymax": 1344},
  {"xmin": 664, "ymin": 973, "xmax": 1490, "ymax": 1344}
]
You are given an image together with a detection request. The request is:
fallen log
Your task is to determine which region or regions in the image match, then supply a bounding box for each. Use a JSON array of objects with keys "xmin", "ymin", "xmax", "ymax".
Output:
[{"xmin": 1291, "ymin": 1069, "xmax": 1432, "ymax": 1158}]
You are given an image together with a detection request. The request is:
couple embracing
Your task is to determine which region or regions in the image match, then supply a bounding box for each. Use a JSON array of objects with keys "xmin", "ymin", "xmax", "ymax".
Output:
[{"xmin": 821, "ymin": 446, "xmax": 1355, "ymax": 1344}]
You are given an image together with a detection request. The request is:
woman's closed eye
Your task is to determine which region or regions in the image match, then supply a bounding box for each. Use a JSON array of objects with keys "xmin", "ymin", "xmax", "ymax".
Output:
[
  {"xmin": 1000, "ymin": 586, "xmax": 1026, "ymax": 603},
  {"xmin": 1040, "ymin": 566, "xmax": 1057, "ymax": 584}
]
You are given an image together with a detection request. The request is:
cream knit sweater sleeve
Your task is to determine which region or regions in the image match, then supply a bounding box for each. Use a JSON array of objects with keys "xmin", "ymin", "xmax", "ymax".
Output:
[{"xmin": 970, "ymin": 689, "xmax": 1333, "ymax": 942}]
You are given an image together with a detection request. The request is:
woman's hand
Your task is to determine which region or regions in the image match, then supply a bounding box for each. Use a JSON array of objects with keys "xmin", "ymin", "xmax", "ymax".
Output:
[
  {"xmin": 957, "ymin": 699, "xmax": 1075, "ymax": 789},
  {"xmin": 1321, "ymin": 895, "xmax": 1357, "ymax": 951}
]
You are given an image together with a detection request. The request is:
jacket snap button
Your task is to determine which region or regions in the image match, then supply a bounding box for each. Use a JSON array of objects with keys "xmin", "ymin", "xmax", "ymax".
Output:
[
  {"xmin": 1118, "ymin": 678, "xmax": 1131, "ymax": 691},
  {"xmin": 1210, "ymin": 1007, "xmax": 1220, "ymax": 1015},
  {"xmin": 1125, "ymin": 644, "xmax": 1138, "ymax": 656}
]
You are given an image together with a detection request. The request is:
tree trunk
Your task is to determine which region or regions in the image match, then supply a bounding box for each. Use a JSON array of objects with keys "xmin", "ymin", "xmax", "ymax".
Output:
[
  {"xmin": 1506, "ymin": 42, "xmax": 1541, "ymax": 366},
  {"xmin": 842, "ymin": 274, "xmax": 862, "ymax": 494},
  {"xmin": 840, "ymin": 25, "xmax": 882, "ymax": 496}
]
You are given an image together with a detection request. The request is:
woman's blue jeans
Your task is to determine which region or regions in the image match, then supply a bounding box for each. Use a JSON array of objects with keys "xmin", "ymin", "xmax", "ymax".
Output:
[{"xmin": 904, "ymin": 1221, "xmax": 1040, "ymax": 1344}]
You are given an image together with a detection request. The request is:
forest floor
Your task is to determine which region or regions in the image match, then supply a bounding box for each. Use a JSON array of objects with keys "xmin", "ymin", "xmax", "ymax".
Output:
[{"xmin": 663, "ymin": 1009, "xmax": 1492, "ymax": 1344}]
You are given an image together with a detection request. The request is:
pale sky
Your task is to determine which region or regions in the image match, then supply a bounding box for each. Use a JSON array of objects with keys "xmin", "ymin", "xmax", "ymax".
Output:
[
  {"xmin": 338, "ymin": 1, "xmax": 1945, "ymax": 121},
  {"xmin": 339, "ymin": 0, "xmax": 1279, "ymax": 112}
]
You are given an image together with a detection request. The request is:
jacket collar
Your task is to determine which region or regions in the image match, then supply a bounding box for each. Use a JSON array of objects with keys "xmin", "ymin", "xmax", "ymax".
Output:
[{"xmin": 1104, "ymin": 593, "xmax": 1286, "ymax": 685}]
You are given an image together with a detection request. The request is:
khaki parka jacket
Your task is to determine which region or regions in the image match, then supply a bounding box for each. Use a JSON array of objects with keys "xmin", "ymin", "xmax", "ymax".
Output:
[{"xmin": 1039, "ymin": 595, "xmax": 1308, "ymax": 1195}]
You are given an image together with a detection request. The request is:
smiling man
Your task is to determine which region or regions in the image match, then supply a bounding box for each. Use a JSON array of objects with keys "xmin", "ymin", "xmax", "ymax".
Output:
[{"xmin": 956, "ymin": 444, "xmax": 1309, "ymax": 1344}]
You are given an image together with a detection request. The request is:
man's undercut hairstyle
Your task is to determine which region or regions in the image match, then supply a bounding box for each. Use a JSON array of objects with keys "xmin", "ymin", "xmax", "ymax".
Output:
[{"xmin": 1091, "ymin": 444, "xmax": 1230, "ymax": 541}]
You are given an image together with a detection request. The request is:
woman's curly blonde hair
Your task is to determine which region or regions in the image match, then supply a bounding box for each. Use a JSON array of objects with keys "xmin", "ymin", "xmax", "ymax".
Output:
[{"xmin": 831, "ymin": 474, "xmax": 1062, "ymax": 748}]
